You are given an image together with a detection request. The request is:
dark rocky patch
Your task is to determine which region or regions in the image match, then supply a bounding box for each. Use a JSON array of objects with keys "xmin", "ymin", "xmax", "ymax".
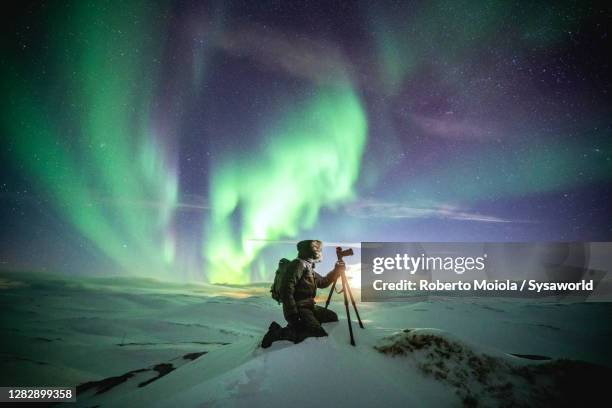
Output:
[
  {"xmin": 536, "ymin": 323, "xmax": 561, "ymax": 331},
  {"xmin": 77, "ymin": 362, "xmax": 178, "ymax": 396},
  {"xmin": 138, "ymin": 363, "xmax": 175, "ymax": 387},
  {"xmin": 183, "ymin": 351, "xmax": 208, "ymax": 361},
  {"xmin": 376, "ymin": 329, "xmax": 612, "ymax": 407},
  {"xmin": 78, "ymin": 369, "xmax": 148, "ymax": 395},
  {"xmin": 511, "ymin": 354, "xmax": 551, "ymax": 360},
  {"xmin": 117, "ymin": 341, "xmax": 230, "ymax": 347},
  {"xmin": 33, "ymin": 337, "xmax": 55, "ymax": 342}
]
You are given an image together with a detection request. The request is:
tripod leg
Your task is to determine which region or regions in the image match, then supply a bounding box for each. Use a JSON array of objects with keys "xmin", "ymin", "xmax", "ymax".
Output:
[
  {"xmin": 324, "ymin": 277, "xmax": 338, "ymax": 309},
  {"xmin": 344, "ymin": 279, "xmax": 364, "ymax": 329},
  {"xmin": 341, "ymin": 272, "xmax": 355, "ymax": 346}
]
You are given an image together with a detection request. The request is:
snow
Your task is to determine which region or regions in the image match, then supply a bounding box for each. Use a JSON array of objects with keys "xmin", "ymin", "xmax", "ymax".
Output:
[{"xmin": 0, "ymin": 271, "xmax": 610, "ymax": 407}]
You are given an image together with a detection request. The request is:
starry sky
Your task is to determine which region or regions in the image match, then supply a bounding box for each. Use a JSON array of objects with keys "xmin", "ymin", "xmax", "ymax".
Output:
[{"xmin": 1, "ymin": 0, "xmax": 611, "ymax": 283}]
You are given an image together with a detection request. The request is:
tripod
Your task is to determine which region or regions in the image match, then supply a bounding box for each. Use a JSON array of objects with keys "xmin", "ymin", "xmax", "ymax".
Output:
[{"xmin": 324, "ymin": 247, "xmax": 364, "ymax": 346}]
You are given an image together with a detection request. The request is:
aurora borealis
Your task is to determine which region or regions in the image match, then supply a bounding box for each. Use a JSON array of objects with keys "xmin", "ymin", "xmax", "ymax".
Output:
[
  {"xmin": 207, "ymin": 85, "xmax": 366, "ymax": 282},
  {"xmin": 1, "ymin": 1, "xmax": 611, "ymax": 283}
]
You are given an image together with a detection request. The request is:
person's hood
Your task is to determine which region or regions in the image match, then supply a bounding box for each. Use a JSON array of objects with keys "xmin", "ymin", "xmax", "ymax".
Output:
[{"xmin": 297, "ymin": 239, "xmax": 322, "ymax": 263}]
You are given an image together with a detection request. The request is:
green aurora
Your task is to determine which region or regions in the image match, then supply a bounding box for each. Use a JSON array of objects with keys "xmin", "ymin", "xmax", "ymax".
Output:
[
  {"xmin": 1, "ymin": 1, "xmax": 610, "ymax": 283},
  {"xmin": 3, "ymin": 1, "xmax": 178, "ymax": 277},
  {"xmin": 206, "ymin": 85, "xmax": 367, "ymax": 283},
  {"xmin": 2, "ymin": 1, "xmax": 368, "ymax": 284}
]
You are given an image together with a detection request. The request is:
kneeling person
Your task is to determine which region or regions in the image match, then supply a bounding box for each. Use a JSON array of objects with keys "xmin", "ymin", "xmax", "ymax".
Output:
[{"xmin": 262, "ymin": 240, "xmax": 344, "ymax": 348}]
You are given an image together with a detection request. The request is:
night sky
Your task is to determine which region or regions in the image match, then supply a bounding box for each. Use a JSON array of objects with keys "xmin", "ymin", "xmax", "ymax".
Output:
[{"xmin": 1, "ymin": 1, "xmax": 611, "ymax": 283}]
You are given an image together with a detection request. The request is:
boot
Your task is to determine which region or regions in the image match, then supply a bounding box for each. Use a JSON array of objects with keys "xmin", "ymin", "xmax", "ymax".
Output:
[{"xmin": 261, "ymin": 321, "xmax": 282, "ymax": 348}]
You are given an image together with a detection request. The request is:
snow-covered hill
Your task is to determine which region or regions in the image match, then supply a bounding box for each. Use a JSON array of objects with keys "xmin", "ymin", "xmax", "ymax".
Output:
[{"xmin": 0, "ymin": 272, "xmax": 610, "ymax": 407}]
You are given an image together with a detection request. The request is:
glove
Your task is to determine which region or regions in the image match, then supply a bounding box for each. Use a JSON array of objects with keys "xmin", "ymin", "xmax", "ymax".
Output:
[{"xmin": 330, "ymin": 261, "xmax": 346, "ymax": 280}]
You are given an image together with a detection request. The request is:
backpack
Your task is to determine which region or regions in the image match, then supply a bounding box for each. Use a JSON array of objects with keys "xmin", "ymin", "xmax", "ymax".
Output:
[{"xmin": 270, "ymin": 258, "xmax": 307, "ymax": 303}]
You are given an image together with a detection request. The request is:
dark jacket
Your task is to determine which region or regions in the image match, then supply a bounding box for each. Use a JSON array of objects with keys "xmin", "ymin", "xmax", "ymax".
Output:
[{"xmin": 280, "ymin": 258, "xmax": 334, "ymax": 319}]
